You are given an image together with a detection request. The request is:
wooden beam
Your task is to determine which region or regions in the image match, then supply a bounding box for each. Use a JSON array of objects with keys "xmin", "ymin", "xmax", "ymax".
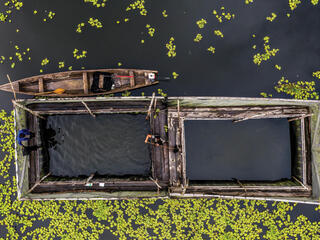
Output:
[
  {"xmin": 146, "ymin": 92, "xmax": 156, "ymax": 120},
  {"xmin": 129, "ymin": 71, "xmax": 135, "ymax": 87},
  {"xmin": 288, "ymin": 114, "xmax": 313, "ymax": 122},
  {"xmin": 13, "ymin": 102, "xmax": 46, "ymax": 120},
  {"xmin": 301, "ymin": 119, "xmax": 307, "ymax": 185},
  {"xmin": 38, "ymin": 78, "xmax": 44, "ymax": 93},
  {"xmin": 27, "ymin": 172, "xmax": 51, "ymax": 194},
  {"xmin": 82, "ymin": 72, "xmax": 89, "ymax": 94},
  {"xmin": 6, "ymin": 74, "xmax": 16, "ymax": 100},
  {"xmin": 81, "ymin": 101, "xmax": 96, "ymax": 118}
]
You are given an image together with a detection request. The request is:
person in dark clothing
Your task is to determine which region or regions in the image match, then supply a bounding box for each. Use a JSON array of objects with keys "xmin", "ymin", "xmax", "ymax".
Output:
[
  {"xmin": 145, "ymin": 134, "xmax": 165, "ymax": 146},
  {"xmin": 22, "ymin": 145, "xmax": 41, "ymax": 156},
  {"xmin": 17, "ymin": 129, "xmax": 34, "ymax": 146}
]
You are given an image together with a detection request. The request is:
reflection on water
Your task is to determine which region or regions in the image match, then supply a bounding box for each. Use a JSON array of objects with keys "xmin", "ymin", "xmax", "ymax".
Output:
[
  {"xmin": 185, "ymin": 119, "xmax": 291, "ymax": 181},
  {"xmin": 45, "ymin": 114, "xmax": 151, "ymax": 177}
]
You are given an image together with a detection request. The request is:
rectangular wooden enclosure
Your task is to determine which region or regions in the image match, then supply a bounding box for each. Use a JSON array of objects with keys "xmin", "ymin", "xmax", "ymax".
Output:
[{"xmin": 14, "ymin": 96, "xmax": 320, "ymax": 203}]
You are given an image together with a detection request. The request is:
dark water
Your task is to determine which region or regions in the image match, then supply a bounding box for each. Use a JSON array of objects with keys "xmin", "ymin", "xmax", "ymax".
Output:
[
  {"xmin": 45, "ymin": 114, "xmax": 151, "ymax": 177},
  {"xmin": 0, "ymin": 0, "xmax": 319, "ymax": 239},
  {"xmin": 185, "ymin": 119, "xmax": 291, "ymax": 181}
]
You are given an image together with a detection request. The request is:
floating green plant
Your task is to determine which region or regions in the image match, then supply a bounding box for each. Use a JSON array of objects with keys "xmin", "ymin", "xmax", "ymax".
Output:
[
  {"xmin": 213, "ymin": 7, "xmax": 235, "ymax": 23},
  {"xmin": 58, "ymin": 61, "xmax": 65, "ymax": 68},
  {"xmin": 172, "ymin": 72, "xmax": 179, "ymax": 79},
  {"xmin": 312, "ymin": 71, "xmax": 320, "ymax": 79},
  {"xmin": 122, "ymin": 90, "xmax": 131, "ymax": 96},
  {"xmin": 146, "ymin": 24, "xmax": 155, "ymax": 37},
  {"xmin": 41, "ymin": 58, "xmax": 49, "ymax": 66},
  {"xmin": 289, "ymin": 0, "xmax": 301, "ymax": 10},
  {"xmin": 166, "ymin": 37, "xmax": 176, "ymax": 58},
  {"xmin": 162, "ymin": 10, "xmax": 168, "ymax": 17},
  {"xmin": 266, "ymin": 12, "xmax": 277, "ymax": 22},
  {"xmin": 73, "ymin": 49, "xmax": 87, "ymax": 59},
  {"xmin": 260, "ymin": 92, "xmax": 272, "ymax": 98},
  {"xmin": 83, "ymin": 0, "xmax": 107, "ymax": 8},
  {"xmin": 253, "ymin": 36, "xmax": 279, "ymax": 66},
  {"xmin": 126, "ymin": 0, "xmax": 147, "ymax": 16},
  {"xmin": 88, "ymin": 17, "xmax": 103, "ymax": 28},
  {"xmin": 196, "ymin": 18, "xmax": 207, "ymax": 28},
  {"xmin": 207, "ymin": 46, "xmax": 216, "ymax": 54},
  {"xmin": 275, "ymin": 64, "xmax": 281, "ymax": 70},
  {"xmin": 76, "ymin": 22, "xmax": 85, "ymax": 33},
  {"xmin": 214, "ymin": 30, "xmax": 224, "ymax": 38},
  {"xmin": 194, "ymin": 33, "xmax": 203, "ymax": 42},
  {"xmin": 245, "ymin": 0, "xmax": 254, "ymax": 4},
  {"xmin": 274, "ymin": 77, "xmax": 319, "ymax": 100}
]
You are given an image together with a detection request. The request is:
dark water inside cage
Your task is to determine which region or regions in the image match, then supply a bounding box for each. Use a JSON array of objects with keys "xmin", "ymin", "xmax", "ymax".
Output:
[
  {"xmin": 44, "ymin": 114, "xmax": 151, "ymax": 177},
  {"xmin": 185, "ymin": 119, "xmax": 291, "ymax": 181}
]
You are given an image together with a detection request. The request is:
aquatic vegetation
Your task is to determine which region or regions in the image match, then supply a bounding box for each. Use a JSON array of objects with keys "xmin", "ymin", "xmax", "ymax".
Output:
[
  {"xmin": 266, "ymin": 12, "xmax": 277, "ymax": 22},
  {"xmin": 245, "ymin": 0, "xmax": 254, "ymax": 4},
  {"xmin": 157, "ymin": 88, "xmax": 167, "ymax": 97},
  {"xmin": 41, "ymin": 58, "xmax": 49, "ymax": 66},
  {"xmin": 0, "ymin": 0, "xmax": 23, "ymax": 23},
  {"xmin": 311, "ymin": 0, "xmax": 319, "ymax": 5},
  {"xmin": 140, "ymin": 39, "xmax": 145, "ymax": 44},
  {"xmin": 33, "ymin": 10, "xmax": 37, "ymax": 14},
  {"xmin": 76, "ymin": 22, "xmax": 85, "ymax": 33},
  {"xmin": 275, "ymin": 64, "xmax": 282, "ymax": 70},
  {"xmin": 126, "ymin": 0, "xmax": 147, "ymax": 16},
  {"xmin": 88, "ymin": 17, "xmax": 103, "ymax": 28},
  {"xmin": 166, "ymin": 37, "xmax": 176, "ymax": 58},
  {"xmin": 274, "ymin": 77, "xmax": 319, "ymax": 100},
  {"xmin": 207, "ymin": 46, "xmax": 216, "ymax": 54},
  {"xmin": 194, "ymin": 33, "xmax": 203, "ymax": 42},
  {"xmin": 162, "ymin": 10, "xmax": 168, "ymax": 18},
  {"xmin": 68, "ymin": 66, "xmax": 73, "ymax": 70},
  {"xmin": 146, "ymin": 24, "xmax": 155, "ymax": 37},
  {"xmin": 213, "ymin": 7, "xmax": 235, "ymax": 23},
  {"xmin": 122, "ymin": 90, "xmax": 131, "ymax": 96},
  {"xmin": 252, "ymin": 45, "xmax": 256, "ymax": 49},
  {"xmin": 58, "ymin": 61, "xmax": 65, "ymax": 68},
  {"xmin": 84, "ymin": 0, "xmax": 107, "ymax": 8},
  {"xmin": 118, "ymin": 62, "xmax": 122, "ymax": 66},
  {"xmin": 312, "ymin": 71, "xmax": 320, "ymax": 79},
  {"xmin": 124, "ymin": 18, "xmax": 129, "ymax": 22},
  {"xmin": 253, "ymin": 36, "xmax": 279, "ymax": 66},
  {"xmin": 48, "ymin": 11, "xmax": 55, "ymax": 19},
  {"xmin": 214, "ymin": 30, "xmax": 224, "ymax": 38},
  {"xmin": 196, "ymin": 18, "xmax": 207, "ymax": 28},
  {"xmin": 260, "ymin": 92, "xmax": 273, "ymax": 98},
  {"xmin": 172, "ymin": 72, "xmax": 179, "ymax": 79},
  {"xmin": 289, "ymin": 0, "xmax": 301, "ymax": 10},
  {"xmin": 73, "ymin": 48, "xmax": 87, "ymax": 59}
]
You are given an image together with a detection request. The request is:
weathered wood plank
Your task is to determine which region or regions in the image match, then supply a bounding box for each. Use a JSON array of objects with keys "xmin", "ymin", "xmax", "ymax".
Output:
[{"xmin": 82, "ymin": 72, "xmax": 89, "ymax": 94}]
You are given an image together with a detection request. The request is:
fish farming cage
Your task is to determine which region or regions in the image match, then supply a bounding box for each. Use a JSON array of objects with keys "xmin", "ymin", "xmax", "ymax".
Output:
[
  {"xmin": 13, "ymin": 96, "xmax": 320, "ymax": 202},
  {"xmin": 14, "ymin": 97, "xmax": 169, "ymax": 200},
  {"xmin": 166, "ymin": 97, "xmax": 320, "ymax": 203}
]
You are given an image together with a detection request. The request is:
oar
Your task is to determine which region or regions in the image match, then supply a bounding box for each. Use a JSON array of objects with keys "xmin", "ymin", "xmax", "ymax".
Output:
[{"xmin": 35, "ymin": 88, "xmax": 66, "ymax": 96}]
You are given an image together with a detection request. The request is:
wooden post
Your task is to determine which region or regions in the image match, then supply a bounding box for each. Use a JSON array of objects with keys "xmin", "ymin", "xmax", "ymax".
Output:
[
  {"xmin": 6, "ymin": 74, "xmax": 16, "ymax": 100},
  {"xmin": 81, "ymin": 101, "xmax": 96, "ymax": 118},
  {"xmin": 85, "ymin": 173, "xmax": 95, "ymax": 184},
  {"xmin": 301, "ymin": 119, "xmax": 307, "ymax": 185},
  {"xmin": 13, "ymin": 102, "xmax": 46, "ymax": 120}
]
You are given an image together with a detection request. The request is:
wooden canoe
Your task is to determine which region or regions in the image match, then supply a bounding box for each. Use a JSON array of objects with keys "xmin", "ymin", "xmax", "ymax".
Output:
[{"xmin": 0, "ymin": 69, "xmax": 159, "ymax": 97}]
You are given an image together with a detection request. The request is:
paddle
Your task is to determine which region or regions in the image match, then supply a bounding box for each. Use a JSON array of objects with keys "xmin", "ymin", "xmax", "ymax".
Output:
[
  {"xmin": 35, "ymin": 88, "xmax": 66, "ymax": 95},
  {"xmin": 115, "ymin": 75, "xmax": 171, "ymax": 81}
]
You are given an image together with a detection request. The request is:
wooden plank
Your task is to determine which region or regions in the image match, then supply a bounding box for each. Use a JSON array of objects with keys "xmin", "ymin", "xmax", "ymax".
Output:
[
  {"xmin": 82, "ymin": 73, "xmax": 89, "ymax": 94},
  {"xmin": 38, "ymin": 78, "xmax": 44, "ymax": 93},
  {"xmin": 99, "ymin": 74, "xmax": 104, "ymax": 89},
  {"xmin": 301, "ymin": 119, "xmax": 307, "ymax": 185},
  {"xmin": 129, "ymin": 71, "xmax": 135, "ymax": 87}
]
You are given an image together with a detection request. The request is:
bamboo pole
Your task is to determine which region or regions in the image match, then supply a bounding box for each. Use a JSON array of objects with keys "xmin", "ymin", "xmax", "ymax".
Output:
[
  {"xmin": 6, "ymin": 74, "xmax": 16, "ymax": 101},
  {"xmin": 13, "ymin": 102, "xmax": 46, "ymax": 120},
  {"xmin": 27, "ymin": 172, "xmax": 51, "ymax": 194},
  {"xmin": 288, "ymin": 114, "xmax": 313, "ymax": 122},
  {"xmin": 81, "ymin": 101, "xmax": 95, "ymax": 118},
  {"xmin": 85, "ymin": 173, "xmax": 95, "ymax": 185},
  {"xmin": 146, "ymin": 92, "xmax": 156, "ymax": 120}
]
